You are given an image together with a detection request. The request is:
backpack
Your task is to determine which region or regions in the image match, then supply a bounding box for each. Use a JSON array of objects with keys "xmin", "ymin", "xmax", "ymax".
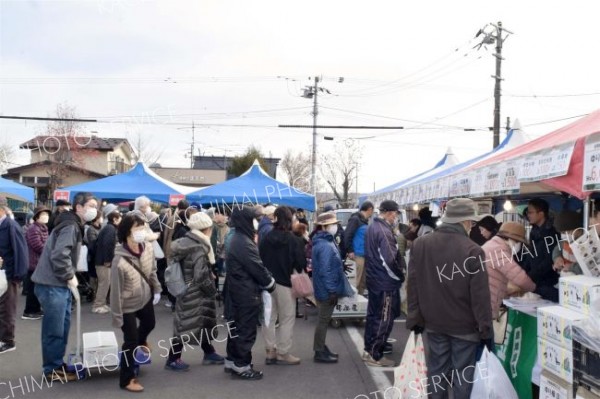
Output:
[{"xmin": 164, "ymin": 258, "xmax": 188, "ymax": 297}]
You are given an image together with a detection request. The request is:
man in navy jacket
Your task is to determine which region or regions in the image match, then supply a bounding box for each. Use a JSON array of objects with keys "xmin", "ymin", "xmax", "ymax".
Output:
[
  {"xmin": 363, "ymin": 200, "xmax": 405, "ymax": 367},
  {"xmin": 0, "ymin": 199, "xmax": 29, "ymax": 354}
]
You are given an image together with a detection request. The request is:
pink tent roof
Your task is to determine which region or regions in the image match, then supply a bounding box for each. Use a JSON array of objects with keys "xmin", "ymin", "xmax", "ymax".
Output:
[{"xmin": 467, "ymin": 109, "xmax": 600, "ymax": 199}]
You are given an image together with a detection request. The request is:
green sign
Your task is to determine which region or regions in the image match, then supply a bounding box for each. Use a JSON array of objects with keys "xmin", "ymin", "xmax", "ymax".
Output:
[{"xmin": 495, "ymin": 309, "xmax": 538, "ymax": 399}]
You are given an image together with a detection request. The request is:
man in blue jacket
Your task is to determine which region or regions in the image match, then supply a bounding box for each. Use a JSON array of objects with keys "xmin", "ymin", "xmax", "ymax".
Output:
[
  {"xmin": 0, "ymin": 199, "xmax": 29, "ymax": 354},
  {"xmin": 344, "ymin": 201, "xmax": 374, "ymax": 296},
  {"xmin": 363, "ymin": 200, "xmax": 405, "ymax": 367}
]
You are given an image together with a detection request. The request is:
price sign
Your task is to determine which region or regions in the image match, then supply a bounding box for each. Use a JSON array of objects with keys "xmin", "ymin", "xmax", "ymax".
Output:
[
  {"xmin": 484, "ymin": 166, "xmax": 501, "ymax": 196},
  {"xmin": 547, "ymin": 143, "xmax": 575, "ymax": 179},
  {"xmin": 53, "ymin": 190, "xmax": 70, "ymax": 202},
  {"xmin": 500, "ymin": 161, "xmax": 520, "ymax": 195},
  {"xmin": 583, "ymin": 133, "xmax": 600, "ymax": 191},
  {"xmin": 519, "ymin": 156, "xmax": 538, "ymax": 182},
  {"xmin": 470, "ymin": 168, "xmax": 486, "ymax": 197}
]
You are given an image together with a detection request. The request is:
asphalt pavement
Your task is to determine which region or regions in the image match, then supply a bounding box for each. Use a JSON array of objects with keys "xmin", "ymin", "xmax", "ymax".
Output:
[{"xmin": 1, "ymin": 290, "xmax": 412, "ymax": 399}]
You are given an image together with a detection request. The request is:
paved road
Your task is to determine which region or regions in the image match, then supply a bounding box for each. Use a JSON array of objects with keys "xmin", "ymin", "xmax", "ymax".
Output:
[{"xmin": 1, "ymin": 290, "xmax": 411, "ymax": 399}]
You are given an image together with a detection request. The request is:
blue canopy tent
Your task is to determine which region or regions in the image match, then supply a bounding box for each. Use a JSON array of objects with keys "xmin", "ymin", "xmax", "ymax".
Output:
[
  {"xmin": 0, "ymin": 176, "xmax": 34, "ymax": 202},
  {"xmin": 187, "ymin": 160, "xmax": 316, "ymax": 211},
  {"xmin": 61, "ymin": 162, "xmax": 195, "ymax": 203}
]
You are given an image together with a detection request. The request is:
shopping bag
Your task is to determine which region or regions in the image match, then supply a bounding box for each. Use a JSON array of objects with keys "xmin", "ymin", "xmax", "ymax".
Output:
[
  {"xmin": 471, "ymin": 346, "xmax": 518, "ymax": 399},
  {"xmin": 151, "ymin": 240, "xmax": 165, "ymax": 259},
  {"xmin": 261, "ymin": 291, "xmax": 272, "ymax": 328},
  {"xmin": 391, "ymin": 332, "xmax": 428, "ymax": 399},
  {"xmin": 77, "ymin": 245, "xmax": 88, "ymax": 272},
  {"xmin": 493, "ymin": 306, "xmax": 508, "ymax": 345},
  {"xmin": 0, "ymin": 269, "xmax": 7, "ymax": 297},
  {"xmin": 291, "ymin": 271, "xmax": 313, "ymax": 298}
]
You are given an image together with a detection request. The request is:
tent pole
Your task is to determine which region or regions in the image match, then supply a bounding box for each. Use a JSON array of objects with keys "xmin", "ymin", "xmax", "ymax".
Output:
[{"xmin": 583, "ymin": 196, "xmax": 590, "ymax": 230}]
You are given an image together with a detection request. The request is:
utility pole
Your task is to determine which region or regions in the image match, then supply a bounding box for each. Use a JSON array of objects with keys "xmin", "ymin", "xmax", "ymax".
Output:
[
  {"xmin": 310, "ymin": 76, "xmax": 319, "ymax": 197},
  {"xmin": 492, "ymin": 22, "xmax": 503, "ymax": 149},
  {"xmin": 506, "ymin": 116, "xmax": 511, "ymax": 134},
  {"xmin": 190, "ymin": 121, "xmax": 195, "ymax": 169}
]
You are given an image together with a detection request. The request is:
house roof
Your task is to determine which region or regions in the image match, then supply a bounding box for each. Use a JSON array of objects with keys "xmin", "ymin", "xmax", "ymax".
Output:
[
  {"xmin": 20, "ymin": 135, "xmax": 131, "ymax": 152},
  {"xmin": 5, "ymin": 160, "xmax": 106, "ymax": 178}
]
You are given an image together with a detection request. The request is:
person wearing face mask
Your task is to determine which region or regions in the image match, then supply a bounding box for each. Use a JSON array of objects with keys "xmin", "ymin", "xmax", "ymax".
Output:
[
  {"xmin": 91, "ymin": 204, "xmax": 121, "ymax": 314},
  {"xmin": 311, "ymin": 212, "xmax": 353, "ymax": 364},
  {"xmin": 110, "ymin": 212, "xmax": 162, "ymax": 393},
  {"xmin": 363, "ymin": 200, "xmax": 405, "ymax": 367},
  {"xmin": 32, "ymin": 192, "xmax": 97, "ymax": 381},
  {"xmin": 480, "ymin": 222, "xmax": 536, "ymax": 357},
  {"xmin": 552, "ymin": 210, "xmax": 584, "ymax": 275},
  {"xmin": 22, "ymin": 206, "xmax": 51, "ymax": 321},
  {"xmin": 407, "ymin": 198, "xmax": 492, "ymax": 399}
]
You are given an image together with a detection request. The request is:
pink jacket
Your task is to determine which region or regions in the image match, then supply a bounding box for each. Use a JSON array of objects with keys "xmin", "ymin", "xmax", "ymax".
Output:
[{"xmin": 482, "ymin": 236, "xmax": 536, "ymax": 318}]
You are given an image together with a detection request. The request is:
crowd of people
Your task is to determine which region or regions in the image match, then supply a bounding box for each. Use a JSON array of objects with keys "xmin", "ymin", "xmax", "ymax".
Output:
[{"xmin": 0, "ymin": 192, "xmax": 593, "ymax": 396}]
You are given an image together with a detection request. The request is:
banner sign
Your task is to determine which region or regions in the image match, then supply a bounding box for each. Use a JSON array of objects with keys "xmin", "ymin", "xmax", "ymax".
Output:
[
  {"xmin": 169, "ymin": 194, "xmax": 185, "ymax": 207},
  {"xmin": 53, "ymin": 190, "xmax": 70, "ymax": 202},
  {"xmin": 583, "ymin": 133, "xmax": 600, "ymax": 191}
]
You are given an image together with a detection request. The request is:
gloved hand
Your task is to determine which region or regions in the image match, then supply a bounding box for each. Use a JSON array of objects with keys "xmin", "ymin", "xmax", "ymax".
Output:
[
  {"xmin": 67, "ymin": 276, "xmax": 80, "ymax": 301},
  {"xmin": 411, "ymin": 326, "xmax": 425, "ymax": 335},
  {"xmin": 327, "ymin": 293, "xmax": 338, "ymax": 306},
  {"xmin": 153, "ymin": 293, "xmax": 161, "ymax": 305}
]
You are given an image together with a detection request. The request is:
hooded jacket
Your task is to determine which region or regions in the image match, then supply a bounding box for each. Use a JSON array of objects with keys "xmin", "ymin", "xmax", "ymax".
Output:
[
  {"xmin": 170, "ymin": 231, "xmax": 217, "ymax": 336},
  {"xmin": 225, "ymin": 207, "xmax": 274, "ymax": 307},
  {"xmin": 0, "ymin": 216, "xmax": 28, "ymax": 280},
  {"xmin": 32, "ymin": 211, "xmax": 83, "ymax": 287},
  {"xmin": 364, "ymin": 217, "xmax": 405, "ymax": 291},
  {"xmin": 259, "ymin": 228, "xmax": 306, "ymax": 287},
  {"xmin": 311, "ymin": 231, "xmax": 349, "ymax": 301},
  {"xmin": 344, "ymin": 211, "xmax": 369, "ymax": 256},
  {"xmin": 407, "ymin": 223, "xmax": 492, "ymax": 340}
]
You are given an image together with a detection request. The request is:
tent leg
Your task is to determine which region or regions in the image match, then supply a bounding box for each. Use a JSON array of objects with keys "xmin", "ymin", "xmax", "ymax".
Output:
[{"xmin": 583, "ymin": 196, "xmax": 591, "ymax": 230}]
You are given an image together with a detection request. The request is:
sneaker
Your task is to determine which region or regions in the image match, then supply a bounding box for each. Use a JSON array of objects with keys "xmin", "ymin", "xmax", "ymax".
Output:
[
  {"xmin": 224, "ymin": 358, "xmax": 234, "ymax": 373},
  {"xmin": 230, "ymin": 366, "xmax": 263, "ymax": 380},
  {"xmin": 276, "ymin": 353, "xmax": 301, "ymax": 365},
  {"xmin": 0, "ymin": 342, "xmax": 15, "ymax": 354},
  {"xmin": 22, "ymin": 312, "xmax": 43, "ymax": 320},
  {"xmin": 202, "ymin": 352, "xmax": 225, "ymax": 365},
  {"xmin": 164, "ymin": 300, "xmax": 173, "ymax": 308},
  {"xmin": 45, "ymin": 366, "xmax": 77, "ymax": 382},
  {"xmin": 164, "ymin": 359, "xmax": 190, "ymax": 372},
  {"xmin": 363, "ymin": 352, "xmax": 396, "ymax": 367},
  {"xmin": 92, "ymin": 306, "xmax": 109, "ymax": 314},
  {"xmin": 383, "ymin": 343, "xmax": 393, "ymax": 354}
]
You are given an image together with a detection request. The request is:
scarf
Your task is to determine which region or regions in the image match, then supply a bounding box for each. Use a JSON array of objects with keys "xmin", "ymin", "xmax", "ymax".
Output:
[{"xmin": 190, "ymin": 229, "xmax": 216, "ymax": 265}]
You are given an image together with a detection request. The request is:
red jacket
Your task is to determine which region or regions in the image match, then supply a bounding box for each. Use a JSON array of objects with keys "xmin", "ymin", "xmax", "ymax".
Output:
[
  {"xmin": 482, "ymin": 236, "xmax": 536, "ymax": 318},
  {"xmin": 25, "ymin": 222, "xmax": 48, "ymax": 272}
]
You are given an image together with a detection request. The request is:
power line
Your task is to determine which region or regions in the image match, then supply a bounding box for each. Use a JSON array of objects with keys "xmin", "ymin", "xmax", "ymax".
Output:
[
  {"xmin": 506, "ymin": 91, "xmax": 600, "ymax": 98},
  {"xmin": 0, "ymin": 115, "xmax": 97, "ymax": 122}
]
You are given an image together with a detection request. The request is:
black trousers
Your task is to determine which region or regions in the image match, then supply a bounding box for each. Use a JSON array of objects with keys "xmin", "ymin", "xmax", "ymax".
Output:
[
  {"xmin": 364, "ymin": 288, "xmax": 400, "ymax": 361},
  {"xmin": 24, "ymin": 271, "xmax": 42, "ymax": 314},
  {"xmin": 226, "ymin": 304, "xmax": 260, "ymax": 368},
  {"xmin": 119, "ymin": 299, "xmax": 155, "ymax": 388},
  {"xmin": 167, "ymin": 332, "xmax": 215, "ymax": 362}
]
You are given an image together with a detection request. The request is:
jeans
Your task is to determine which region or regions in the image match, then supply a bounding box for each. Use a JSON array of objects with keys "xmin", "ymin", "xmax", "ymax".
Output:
[
  {"xmin": 0, "ymin": 281, "xmax": 19, "ymax": 344},
  {"xmin": 34, "ymin": 284, "xmax": 72, "ymax": 375},
  {"xmin": 313, "ymin": 300, "xmax": 336, "ymax": 352},
  {"xmin": 120, "ymin": 298, "xmax": 155, "ymax": 388},
  {"xmin": 423, "ymin": 331, "xmax": 479, "ymax": 399}
]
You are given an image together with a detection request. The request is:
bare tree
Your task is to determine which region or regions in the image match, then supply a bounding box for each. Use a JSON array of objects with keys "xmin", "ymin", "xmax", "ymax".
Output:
[
  {"xmin": 280, "ymin": 149, "xmax": 311, "ymax": 193},
  {"xmin": 320, "ymin": 139, "xmax": 363, "ymax": 208},
  {"xmin": 41, "ymin": 103, "xmax": 98, "ymax": 192},
  {"xmin": 129, "ymin": 131, "xmax": 164, "ymax": 166},
  {"xmin": 0, "ymin": 141, "xmax": 15, "ymax": 174}
]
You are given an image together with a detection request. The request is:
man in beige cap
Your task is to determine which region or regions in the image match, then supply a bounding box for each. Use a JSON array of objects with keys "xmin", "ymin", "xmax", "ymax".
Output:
[{"xmin": 407, "ymin": 198, "xmax": 492, "ymax": 399}]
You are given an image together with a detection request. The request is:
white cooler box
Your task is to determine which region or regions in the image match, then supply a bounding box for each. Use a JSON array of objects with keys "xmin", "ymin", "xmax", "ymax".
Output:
[
  {"xmin": 333, "ymin": 285, "xmax": 368, "ymax": 316},
  {"xmin": 538, "ymin": 337, "xmax": 574, "ymax": 384},
  {"xmin": 559, "ymin": 276, "xmax": 600, "ymax": 315},
  {"xmin": 82, "ymin": 331, "xmax": 119, "ymax": 369}
]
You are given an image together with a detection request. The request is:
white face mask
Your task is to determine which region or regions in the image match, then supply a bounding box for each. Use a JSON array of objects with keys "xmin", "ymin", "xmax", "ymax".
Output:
[
  {"xmin": 83, "ymin": 207, "xmax": 98, "ymax": 222},
  {"xmin": 8, "ymin": 213, "xmax": 14, "ymax": 220},
  {"xmin": 253, "ymin": 219, "xmax": 259, "ymax": 230},
  {"xmin": 132, "ymin": 229, "xmax": 146, "ymax": 243},
  {"xmin": 509, "ymin": 239, "xmax": 522, "ymax": 254},
  {"xmin": 38, "ymin": 214, "xmax": 49, "ymax": 224},
  {"xmin": 326, "ymin": 224, "xmax": 338, "ymax": 236}
]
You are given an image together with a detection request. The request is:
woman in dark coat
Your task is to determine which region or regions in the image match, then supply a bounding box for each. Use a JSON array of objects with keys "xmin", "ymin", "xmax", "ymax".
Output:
[
  {"xmin": 165, "ymin": 212, "xmax": 224, "ymax": 371},
  {"xmin": 23, "ymin": 206, "xmax": 50, "ymax": 319}
]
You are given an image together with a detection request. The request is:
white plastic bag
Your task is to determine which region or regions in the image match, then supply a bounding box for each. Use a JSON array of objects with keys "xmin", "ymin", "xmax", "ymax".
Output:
[
  {"xmin": 77, "ymin": 245, "xmax": 88, "ymax": 272},
  {"xmin": 391, "ymin": 332, "xmax": 428, "ymax": 399},
  {"xmin": 151, "ymin": 240, "xmax": 165, "ymax": 260},
  {"xmin": 0, "ymin": 269, "xmax": 7, "ymax": 297},
  {"xmin": 262, "ymin": 291, "xmax": 272, "ymax": 328},
  {"xmin": 471, "ymin": 347, "xmax": 518, "ymax": 399}
]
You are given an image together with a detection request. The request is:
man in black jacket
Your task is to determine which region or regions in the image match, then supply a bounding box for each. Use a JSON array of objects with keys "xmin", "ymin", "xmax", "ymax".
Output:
[
  {"xmin": 344, "ymin": 201, "xmax": 374, "ymax": 295},
  {"xmin": 521, "ymin": 198, "xmax": 560, "ymax": 302},
  {"xmin": 225, "ymin": 206, "xmax": 275, "ymax": 380}
]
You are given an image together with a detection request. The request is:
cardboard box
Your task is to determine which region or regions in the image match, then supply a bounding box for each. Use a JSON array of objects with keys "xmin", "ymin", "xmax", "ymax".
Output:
[
  {"xmin": 540, "ymin": 370, "xmax": 574, "ymax": 399},
  {"xmin": 559, "ymin": 276, "xmax": 600, "ymax": 315},
  {"xmin": 539, "ymin": 337, "xmax": 574, "ymax": 383},
  {"xmin": 576, "ymin": 387, "xmax": 600, "ymax": 399},
  {"xmin": 82, "ymin": 331, "xmax": 119, "ymax": 369},
  {"xmin": 538, "ymin": 306, "xmax": 587, "ymax": 351}
]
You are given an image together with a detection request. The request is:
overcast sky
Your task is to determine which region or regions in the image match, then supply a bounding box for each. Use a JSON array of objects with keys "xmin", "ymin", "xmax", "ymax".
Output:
[{"xmin": 1, "ymin": 0, "xmax": 599, "ymax": 193}]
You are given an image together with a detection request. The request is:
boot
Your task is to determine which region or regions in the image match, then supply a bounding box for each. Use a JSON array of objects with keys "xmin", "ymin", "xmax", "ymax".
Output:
[
  {"xmin": 314, "ymin": 350, "xmax": 338, "ymax": 363},
  {"xmin": 324, "ymin": 345, "xmax": 339, "ymax": 359},
  {"xmin": 265, "ymin": 348, "xmax": 277, "ymax": 365},
  {"xmin": 276, "ymin": 353, "xmax": 301, "ymax": 365}
]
